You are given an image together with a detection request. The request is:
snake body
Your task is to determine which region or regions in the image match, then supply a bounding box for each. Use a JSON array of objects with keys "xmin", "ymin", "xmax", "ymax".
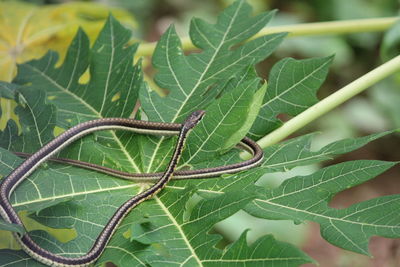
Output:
[{"xmin": 0, "ymin": 110, "xmax": 263, "ymax": 266}]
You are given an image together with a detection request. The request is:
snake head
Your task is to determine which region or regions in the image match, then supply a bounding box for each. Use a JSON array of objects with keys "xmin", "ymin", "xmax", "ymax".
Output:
[{"xmin": 183, "ymin": 110, "xmax": 206, "ymax": 130}]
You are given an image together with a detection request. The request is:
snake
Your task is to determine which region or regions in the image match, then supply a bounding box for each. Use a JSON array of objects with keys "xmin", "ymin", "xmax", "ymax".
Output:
[{"xmin": 0, "ymin": 110, "xmax": 264, "ymax": 266}]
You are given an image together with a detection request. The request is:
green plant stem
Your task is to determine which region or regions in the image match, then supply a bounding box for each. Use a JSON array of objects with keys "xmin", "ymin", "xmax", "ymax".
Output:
[
  {"xmin": 253, "ymin": 17, "xmax": 399, "ymax": 38},
  {"xmin": 241, "ymin": 54, "xmax": 400, "ymax": 159},
  {"xmin": 138, "ymin": 17, "xmax": 399, "ymax": 56}
]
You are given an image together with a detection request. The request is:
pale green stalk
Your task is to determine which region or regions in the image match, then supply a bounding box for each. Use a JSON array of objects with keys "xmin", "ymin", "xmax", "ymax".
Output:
[
  {"xmin": 241, "ymin": 55, "xmax": 400, "ymax": 159},
  {"xmin": 252, "ymin": 17, "xmax": 398, "ymax": 38},
  {"xmin": 138, "ymin": 17, "xmax": 398, "ymax": 56}
]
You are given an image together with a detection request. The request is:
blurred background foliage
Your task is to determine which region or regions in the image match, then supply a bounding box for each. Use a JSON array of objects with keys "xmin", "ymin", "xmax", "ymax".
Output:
[
  {"xmin": 0, "ymin": 1, "xmax": 137, "ymax": 82},
  {"xmin": 0, "ymin": 0, "xmax": 399, "ymax": 266}
]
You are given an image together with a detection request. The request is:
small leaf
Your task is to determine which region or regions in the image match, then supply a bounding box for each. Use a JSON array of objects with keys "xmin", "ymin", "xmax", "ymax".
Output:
[
  {"xmin": 223, "ymin": 82, "xmax": 267, "ymax": 152},
  {"xmin": 0, "ymin": 82, "xmax": 18, "ymax": 99},
  {"xmin": 182, "ymin": 78, "xmax": 266, "ymax": 166},
  {"xmin": 129, "ymin": 218, "xmax": 154, "ymax": 245},
  {"xmin": 249, "ymin": 56, "xmax": 334, "ymax": 139},
  {"xmin": 0, "ymin": 87, "xmax": 56, "ymax": 153}
]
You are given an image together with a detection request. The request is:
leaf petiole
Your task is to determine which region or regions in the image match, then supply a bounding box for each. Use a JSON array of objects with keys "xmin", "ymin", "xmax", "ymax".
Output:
[{"xmin": 253, "ymin": 17, "xmax": 399, "ymax": 38}]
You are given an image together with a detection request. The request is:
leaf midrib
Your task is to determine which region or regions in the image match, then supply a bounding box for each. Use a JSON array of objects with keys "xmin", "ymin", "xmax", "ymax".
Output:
[
  {"xmin": 19, "ymin": 93, "xmax": 44, "ymax": 147},
  {"xmin": 166, "ymin": 184, "xmax": 399, "ymax": 230},
  {"xmin": 253, "ymin": 197, "xmax": 400, "ymax": 229},
  {"xmin": 12, "ymin": 183, "xmax": 139, "ymax": 207},
  {"xmin": 155, "ymin": 196, "xmax": 204, "ymax": 267},
  {"xmin": 169, "ymin": 0, "xmax": 242, "ymax": 124},
  {"xmin": 99, "ymin": 20, "xmax": 114, "ymax": 115},
  {"xmin": 201, "ymin": 257, "xmax": 307, "ymax": 262}
]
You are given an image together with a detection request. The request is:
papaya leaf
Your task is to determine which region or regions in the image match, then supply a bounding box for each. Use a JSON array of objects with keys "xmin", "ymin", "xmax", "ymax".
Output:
[
  {"xmin": 172, "ymin": 160, "xmax": 400, "ymax": 256},
  {"xmin": 260, "ymin": 130, "xmax": 394, "ymax": 172},
  {"xmin": 245, "ymin": 160, "xmax": 400, "ymax": 255},
  {"xmin": 0, "ymin": 2, "xmax": 312, "ymax": 266},
  {"xmin": 249, "ymin": 56, "xmax": 333, "ymax": 139},
  {"xmin": 139, "ymin": 0, "xmax": 286, "ymax": 172},
  {"xmin": 181, "ymin": 79, "xmax": 266, "ymax": 167},
  {"xmin": 0, "ymin": 87, "xmax": 56, "ymax": 153},
  {"xmin": 0, "ymin": 82, "xmax": 18, "ymax": 99},
  {"xmin": 0, "ymin": 0, "xmax": 398, "ymax": 266},
  {"xmin": 12, "ymin": 15, "xmax": 144, "ymax": 173},
  {"xmin": 97, "ymin": 187, "xmax": 313, "ymax": 266},
  {"xmin": 0, "ymin": 250, "xmax": 43, "ymax": 267}
]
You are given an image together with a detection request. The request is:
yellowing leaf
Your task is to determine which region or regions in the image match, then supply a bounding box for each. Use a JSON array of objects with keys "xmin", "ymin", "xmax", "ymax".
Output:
[{"xmin": 0, "ymin": 1, "xmax": 137, "ymax": 82}]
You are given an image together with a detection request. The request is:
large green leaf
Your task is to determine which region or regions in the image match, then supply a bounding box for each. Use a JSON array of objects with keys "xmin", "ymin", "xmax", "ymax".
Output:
[
  {"xmin": 0, "ymin": 1, "xmax": 398, "ymax": 266},
  {"xmin": 12, "ymin": 15, "xmax": 144, "ymax": 173},
  {"xmin": 172, "ymin": 160, "xmax": 400, "ymax": 256},
  {"xmin": 139, "ymin": 0, "xmax": 286, "ymax": 172},
  {"xmin": 98, "ymin": 187, "xmax": 312, "ymax": 266},
  {"xmin": 0, "ymin": 147, "xmax": 313, "ymax": 266},
  {"xmin": 245, "ymin": 160, "xmax": 400, "ymax": 255},
  {"xmin": 0, "ymin": 2, "xmax": 309, "ymax": 266}
]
